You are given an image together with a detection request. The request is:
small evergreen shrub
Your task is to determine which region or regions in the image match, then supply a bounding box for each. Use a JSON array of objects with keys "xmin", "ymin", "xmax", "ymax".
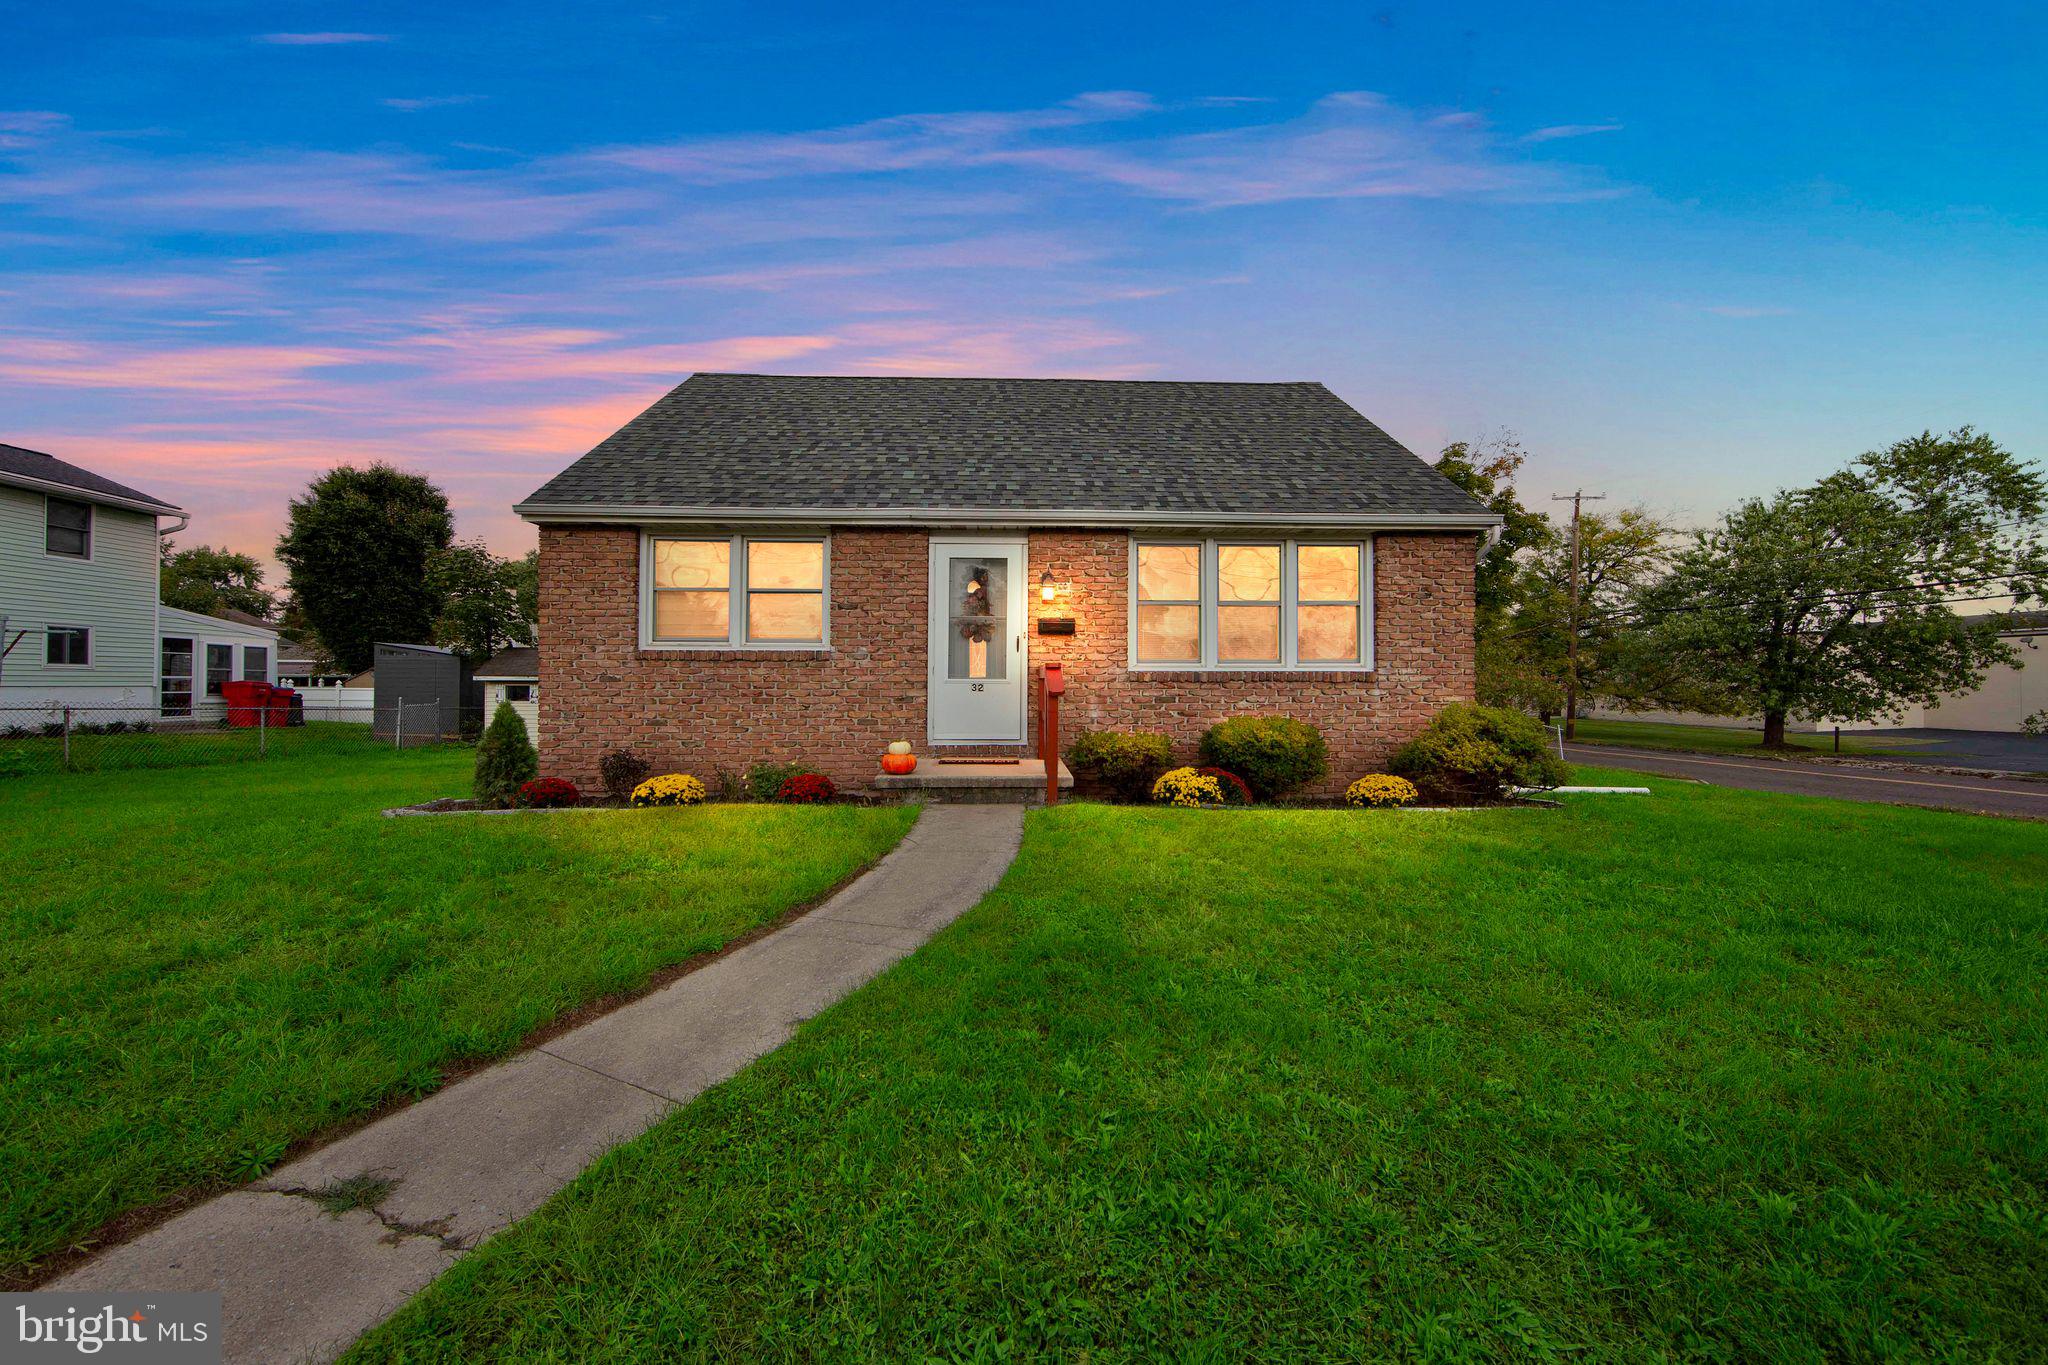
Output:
[
  {"xmin": 472, "ymin": 700, "xmax": 538, "ymax": 808},
  {"xmin": 1066, "ymin": 730, "xmax": 1173, "ymax": 802},
  {"xmin": 598, "ymin": 748, "xmax": 651, "ymax": 801},
  {"xmin": 1388, "ymin": 703, "xmax": 1570, "ymax": 800},
  {"xmin": 746, "ymin": 761, "xmax": 808, "ymax": 802},
  {"xmin": 1197, "ymin": 715, "xmax": 1328, "ymax": 800},
  {"xmin": 518, "ymin": 777, "xmax": 580, "ymax": 808},
  {"xmin": 1196, "ymin": 766, "xmax": 1255, "ymax": 806},
  {"xmin": 632, "ymin": 773, "xmax": 706, "ymax": 807},
  {"xmin": 777, "ymin": 772, "xmax": 837, "ymax": 804},
  {"xmin": 1151, "ymin": 766, "xmax": 1224, "ymax": 808}
]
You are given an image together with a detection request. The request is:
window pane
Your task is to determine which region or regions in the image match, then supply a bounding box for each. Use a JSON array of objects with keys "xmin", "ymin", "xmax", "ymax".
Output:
[
  {"xmin": 1218, "ymin": 545, "xmax": 1280, "ymax": 603},
  {"xmin": 1298, "ymin": 545, "xmax": 1360, "ymax": 601},
  {"xmin": 652, "ymin": 539, "xmax": 729, "ymax": 590},
  {"xmin": 1297, "ymin": 604, "xmax": 1361, "ymax": 661},
  {"xmin": 46, "ymin": 498, "xmax": 90, "ymax": 557},
  {"xmin": 206, "ymin": 643, "xmax": 233, "ymax": 694},
  {"xmin": 1136, "ymin": 544, "xmax": 1199, "ymax": 601},
  {"xmin": 947, "ymin": 558, "xmax": 1007, "ymax": 679},
  {"xmin": 748, "ymin": 540, "xmax": 823, "ymax": 591},
  {"xmin": 1218, "ymin": 604, "xmax": 1280, "ymax": 661},
  {"xmin": 654, "ymin": 590, "xmax": 729, "ymax": 639},
  {"xmin": 748, "ymin": 591, "xmax": 823, "ymax": 642},
  {"xmin": 161, "ymin": 638, "xmax": 193, "ymax": 678},
  {"xmin": 242, "ymin": 646, "xmax": 269, "ymax": 680},
  {"xmin": 1136, "ymin": 604, "xmax": 1200, "ymax": 662},
  {"xmin": 48, "ymin": 628, "xmax": 88, "ymax": 665}
]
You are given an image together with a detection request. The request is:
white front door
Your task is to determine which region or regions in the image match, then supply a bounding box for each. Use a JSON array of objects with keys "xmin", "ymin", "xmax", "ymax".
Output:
[{"xmin": 928, "ymin": 539, "xmax": 1028, "ymax": 743}]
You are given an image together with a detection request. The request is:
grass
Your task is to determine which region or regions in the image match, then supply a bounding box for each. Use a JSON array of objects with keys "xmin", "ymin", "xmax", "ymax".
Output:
[
  {"xmin": 1571, "ymin": 717, "xmax": 1934, "ymax": 757},
  {"xmin": 0, "ymin": 719, "xmax": 396, "ymax": 777},
  {"xmin": 0, "ymin": 749, "xmax": 916, "ymax": 1280},
  {"xmin": 354, "ymin": 772, "xmax": 2047, "ymax": 1362}
]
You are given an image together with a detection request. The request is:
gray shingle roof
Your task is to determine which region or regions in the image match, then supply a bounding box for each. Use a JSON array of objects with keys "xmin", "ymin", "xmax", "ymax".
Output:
[
  {"xmin": 518, "ymin": 374, "xmax": 1492, "ymax": 524},
  {"xmin": 0, "ymin": 442, "xmax": 182, "ymax": 513},
  {"xmin": 475, "ymin": 646, "xmax": 539, "ymax": 679}
]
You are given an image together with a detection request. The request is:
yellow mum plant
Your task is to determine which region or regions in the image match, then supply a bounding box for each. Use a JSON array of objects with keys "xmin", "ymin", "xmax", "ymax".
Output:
[
  {"xmin": 1346, "ymin": 774, "xmax": 1418, "ymax": 808},
  {"xmin": 1151, "ymin": 766, "xmax": 1225, "ymax": 808},
  {"xmin": 631, "ymin": 773, "xmax": 707, "ymax": 808}
]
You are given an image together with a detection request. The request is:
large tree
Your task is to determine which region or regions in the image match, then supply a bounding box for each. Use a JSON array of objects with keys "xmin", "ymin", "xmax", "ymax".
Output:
[
  {"xmin": 426, "ymin": 539, "xmax": 537, "ymax": 663},
  {"xmin": 1640, "ymin": 428, "xmax": 2048, "ymax": 746},
  {"xmin": 275, "ymin": 464, "xmax": 455, "ymax": 674},
  {"xmin": 1434, "ymin": 434, "xmax": 1551, "ymax": 625},
  {"xmin": 160, "ymin": 542, "xmax": 275, "ymax": 620},
  {"xmin": 1493, "ymin": 506, "xmax": 1672, "ymax": 732}
]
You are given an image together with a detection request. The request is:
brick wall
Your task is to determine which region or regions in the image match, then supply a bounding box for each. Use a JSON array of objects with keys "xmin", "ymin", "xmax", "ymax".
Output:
[{"xmin": 538, "ymin": 525, "xmax": 1475, "ymax": 794}]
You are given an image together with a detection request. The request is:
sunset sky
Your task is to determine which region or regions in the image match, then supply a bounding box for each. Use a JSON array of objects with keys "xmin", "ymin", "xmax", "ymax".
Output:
[{"xmin": 4, "ymin": 2, "xmax": 2043, "ymax": 569}]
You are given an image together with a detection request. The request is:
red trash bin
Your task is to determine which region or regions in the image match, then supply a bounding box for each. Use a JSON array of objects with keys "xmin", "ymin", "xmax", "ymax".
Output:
[
  {"xmin": 221, "ymin": 679, "xmax": 263, "ymax": 727},
  {"xmin": 265, "ymin": 684, "xmax": 296, "ymax": 728}
]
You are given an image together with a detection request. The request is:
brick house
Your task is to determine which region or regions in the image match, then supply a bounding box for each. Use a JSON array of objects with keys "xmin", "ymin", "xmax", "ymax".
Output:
[{"xmin": 517, "ymin": 374, "xmax": 1499, "ymax": 795}]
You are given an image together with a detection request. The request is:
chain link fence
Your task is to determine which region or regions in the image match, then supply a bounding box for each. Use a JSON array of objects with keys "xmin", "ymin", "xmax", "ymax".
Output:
[{"xmin": 0, "ymin": 700, "xmax": 476, "ymax": 778}]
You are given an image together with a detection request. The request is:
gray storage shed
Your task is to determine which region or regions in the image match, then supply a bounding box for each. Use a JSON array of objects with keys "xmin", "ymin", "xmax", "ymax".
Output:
[{"xmin": 371, "ymin": 643, "xmax": 482, "ymax": 739}]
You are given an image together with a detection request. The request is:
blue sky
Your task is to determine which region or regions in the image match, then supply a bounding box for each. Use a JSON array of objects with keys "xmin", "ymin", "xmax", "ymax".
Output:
[{"xmin": 3, "ymin": 1, "xmax": 2043, "ymax": 560}]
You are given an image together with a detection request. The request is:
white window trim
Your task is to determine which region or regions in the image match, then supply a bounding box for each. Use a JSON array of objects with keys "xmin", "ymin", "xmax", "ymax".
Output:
[
  {"xmin": 44, "ymin": 495, "xmax": 93, "ymax": 561},
  {"xmin": 1128, "ymin": 537, "xmax": 1374, "ymax": 672},
  {"xmin": 639, "ymin": 530, "xmax": 832, "ymax": 650},
  {"xmin": 46, "ymin": 625, "xmax": 92, "ymax": 668}
]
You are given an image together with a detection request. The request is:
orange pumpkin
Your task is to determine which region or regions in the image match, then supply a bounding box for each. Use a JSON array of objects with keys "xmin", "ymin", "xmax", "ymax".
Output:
[{"xmin": 880, "ymin": 752, "xmax": 918, "ymax": 775}]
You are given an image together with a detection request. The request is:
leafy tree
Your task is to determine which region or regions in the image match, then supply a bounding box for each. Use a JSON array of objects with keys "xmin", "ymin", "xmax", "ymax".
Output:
[
  {"xmin": 426, "ymin": 539, "xmax": 537, "ymax": 663},
  {"xmin": 1434, "ymin": 434, "xmax": 1551, "ymax": 626},
  {"xmin": 1640, "ymin": 428, "xmax": 2048, "ymax": 746},
  {"xmin": 1498, "ymin": 506, "xmax": 1673, "ymax": 731},
  {"xmin": 159, "ymin": 542, "xmax": 275, "ymax": 620},
  {"xmin": 275, "ymin": 464, "xmax": 455, "ymax": 674}
]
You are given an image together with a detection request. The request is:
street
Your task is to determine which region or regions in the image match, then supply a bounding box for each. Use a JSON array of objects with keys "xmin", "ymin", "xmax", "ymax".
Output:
[{"xmin": 1566, "ymin": 743, "xmax": 2048, "ymax": 821}]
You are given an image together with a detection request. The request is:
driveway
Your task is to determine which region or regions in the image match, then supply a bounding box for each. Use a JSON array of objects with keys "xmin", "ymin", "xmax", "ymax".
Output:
[{"xmin": 1566, "ymin": 743, "xmax": 2048, "ymax": 820}]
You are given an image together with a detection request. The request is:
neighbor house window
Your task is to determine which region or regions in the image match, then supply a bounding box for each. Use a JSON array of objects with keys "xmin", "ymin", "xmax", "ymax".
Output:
[
  {"xmin": 161, "ymin": 636, "xmax": 194, "ymax": 716},
  {"xmin": 1130, "ymin": 539, "xmax": 1371, "ymax": 670},
  {"xmin": 46, "ymin": 497, "xmax": 92, "ymax": 558},
  {"xmin": 504, "ymin": 683, "xmax": 534, "ymax": 702},
  {"xmin": 646, "ymin": 534, "xmax": 828, "ymax": 647},
  {"xmin": 205, "ymin": 643, "xmax": 234, "ymax": 696},
  {"xmin": 242, "ymin": 645, "xmax": 269, "ymax": 681},
  {"xmin": 47, "ymin": 626, "xmax": 90, "ymax": 666}
]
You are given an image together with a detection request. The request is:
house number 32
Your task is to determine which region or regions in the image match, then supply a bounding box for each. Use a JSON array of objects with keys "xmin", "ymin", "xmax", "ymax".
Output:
[{"xmin": 969, "ymin": 683, "xmax": 985, "ymax": 692}]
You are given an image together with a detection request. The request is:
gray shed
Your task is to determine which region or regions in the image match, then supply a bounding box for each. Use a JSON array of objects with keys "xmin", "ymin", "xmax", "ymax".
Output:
[{"xmin": 371, "ymin": 643, "xmax": 482, "ymax": 740}]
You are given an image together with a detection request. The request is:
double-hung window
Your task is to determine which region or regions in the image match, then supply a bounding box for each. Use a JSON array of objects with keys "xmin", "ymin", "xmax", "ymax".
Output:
[
  {"xmin": 646, "ymin": 534, "xmax": 828, "ymax": 647},
  {"xmin": 1131, "ymin": 538, "xmax": 1371, "ymax": 670},
  {"xmin": 46, "ymin": 497, "xmax": 91, "ymax": 558},
  {"xmin": 242, "ymin": 645, "xmax": 269, "ymax": 681},
  {"xmin": 205, "ymin": 643, "xmax": 234, "ymax": 696},
  {"xmin": 47, "ymin": 626, "xmax": 90, "ymax": 666}
]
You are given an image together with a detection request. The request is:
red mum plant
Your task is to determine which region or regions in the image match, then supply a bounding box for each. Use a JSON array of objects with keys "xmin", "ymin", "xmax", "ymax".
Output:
[
  {"xmin": 1197, "ymin": 766, "xmax": 1254, "ymax": 806},
  {"xmin": 518, "ymin": 776, "xmax": 581, "ymax": 809},
  {"xmin": 776, "ymin": 772, "xmax": 837, "ymax": 804}
]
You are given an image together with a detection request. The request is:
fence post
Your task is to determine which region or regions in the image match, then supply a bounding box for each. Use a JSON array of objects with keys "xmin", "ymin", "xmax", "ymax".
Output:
[
  {"xmin": 394, "ymin": 696, "xmax": 404, "ymax": 751},
  {"xmin": 259, "ymin": 702, "xmax": 268, "ymax": 758},
  {"xmin": 62, "ymin": 706, "xmax": 72, "ymax": 769}
]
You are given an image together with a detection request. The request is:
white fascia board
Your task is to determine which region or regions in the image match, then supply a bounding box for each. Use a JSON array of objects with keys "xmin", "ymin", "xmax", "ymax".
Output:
[{"xmin": 515, "ymin": 502, "xmax": 1503, "ymax": 532}]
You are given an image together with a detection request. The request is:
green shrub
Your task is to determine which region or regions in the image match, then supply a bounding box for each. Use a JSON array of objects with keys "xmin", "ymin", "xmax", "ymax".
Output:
[
  {"xmin": 472, "ymin": 700, "xmax": 538, "ymax": 808},
  {"xmin": 1197, "ymin": 715, "xmax": 1328, "ymax": 800},
  {"xmin": 745, "ymin": 760, "xmax": 807, "ymax": 803},
  {"xmin": 1065, "ymin": 730, "xmax": 1173, "ymax": 802},
  {"xmin": 1388, "ymin": 702, "xmax": 1570, "ymax": 799}
]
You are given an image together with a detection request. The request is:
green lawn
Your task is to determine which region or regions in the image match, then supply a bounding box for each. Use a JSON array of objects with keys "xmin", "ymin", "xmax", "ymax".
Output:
[
  {"xmin": 356, "ymin": 773, "xmax": 2047, "ymax": 1362},
  {"xmin": 1571, "ymin": 717, "xmax": 1933, "ymax": 757},
  {"xmin": 0, "ymin": 719, "xmax": 399, "ymax": 777},
  {"xmin": 0, "ymin": 750, "xmax": 916, "ymax": 1280}
]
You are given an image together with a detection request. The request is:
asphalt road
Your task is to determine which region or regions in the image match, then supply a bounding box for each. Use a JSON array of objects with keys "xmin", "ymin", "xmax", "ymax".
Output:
[{"xmin": 1565, "ymin": 743, "xmax": 2048, "ymax": 821}]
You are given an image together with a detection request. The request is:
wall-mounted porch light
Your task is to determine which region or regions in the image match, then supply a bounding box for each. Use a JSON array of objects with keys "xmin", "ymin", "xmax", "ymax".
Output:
[
  {"xmin": 1037, "ymin": 570, "xmax": 1076, "ymax": 634},
  {"xmin": 1040, "ymin": 570, "xmax": 1057, "ymax": 603}
]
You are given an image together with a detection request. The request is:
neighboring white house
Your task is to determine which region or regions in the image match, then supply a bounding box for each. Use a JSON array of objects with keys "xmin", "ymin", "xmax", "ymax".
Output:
[
  {"xmin": 0, "ymin": 441, "xmax": 186, "ymax": 714},
  {"xmin": 157, "ymin": 604, "xmax": 280, "ymax": 720},
  {"xmin": 475, "ymin": 646, "xmax": 539, "ymax": 747}
]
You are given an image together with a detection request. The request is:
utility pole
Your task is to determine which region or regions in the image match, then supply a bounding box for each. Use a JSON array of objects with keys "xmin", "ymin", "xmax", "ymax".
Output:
[{"xmin": 1551, "ymin": 489, "xmax": 1607, "ymax": 740}]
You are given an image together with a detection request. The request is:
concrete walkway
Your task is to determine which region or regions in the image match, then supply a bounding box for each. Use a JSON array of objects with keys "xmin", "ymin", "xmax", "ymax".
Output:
[{"xmin": 50, "ymin": 804, "xmax": 1023, "ymax": 1364}]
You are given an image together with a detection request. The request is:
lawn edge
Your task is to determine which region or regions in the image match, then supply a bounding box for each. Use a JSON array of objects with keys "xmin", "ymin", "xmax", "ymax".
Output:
[{"xmin": 6, "ymin": 803, "xmax": 921, "ymax": 1292}]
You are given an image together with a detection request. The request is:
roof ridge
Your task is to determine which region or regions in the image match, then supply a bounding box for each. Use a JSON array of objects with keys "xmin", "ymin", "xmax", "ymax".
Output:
[{"xmin": 690, "ymin": 372, "xmax": 1325, "ymax": 387}]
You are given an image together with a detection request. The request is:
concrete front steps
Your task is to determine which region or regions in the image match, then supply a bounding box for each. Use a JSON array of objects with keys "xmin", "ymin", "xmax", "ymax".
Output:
[{"xmin": 871, "ymin": 757, "xmax": 1075, "ymax": 804}]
